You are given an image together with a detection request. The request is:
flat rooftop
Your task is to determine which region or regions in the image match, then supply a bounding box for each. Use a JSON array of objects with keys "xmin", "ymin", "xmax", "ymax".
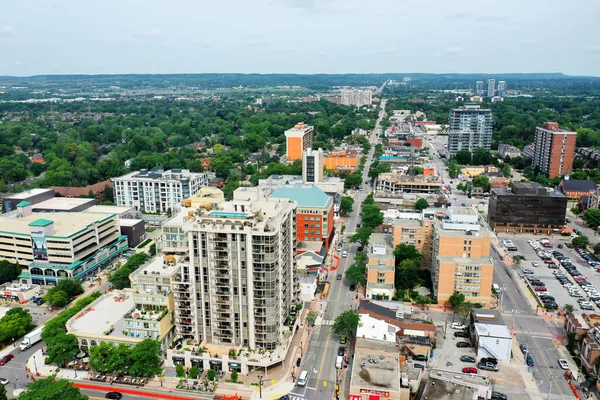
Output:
[
  {"xmin": 32, "ymin": 197, "xmax": 95, "ymax": 211},
  {"xmin": 119, "ymin": 218, "xmax": 144, "ymax": 227},
  {"xmin": 0, "ymin": 212, "xmax": 115, "ymax": 237},
  {"xmin": 425, "ymin": 368, "xmax": 491, "ymax": 399},
  {"xmin": 351, "ymin": 338, "xmax": 403, "ymax": 393},
  {"xmin": 87, "ymin": 205, "xmax": 136, "ymax": 216},
  {"xmin": 474, "ymin": 322, "xmax": 511, "ymax": 339},
  {"xmin": 68, "ymin": 290, "xmax": 134, "ymax": 337},
  {"xmin": 4, "ymin": 188, "xmax": 54, "ymax": 199},
  {"xmin": 437, "ymin": 255, "xmax": 493, "ymax": 265},
  {"xmin": 133, "ymin": 256, "xmax": 179, "ymax": 276}
]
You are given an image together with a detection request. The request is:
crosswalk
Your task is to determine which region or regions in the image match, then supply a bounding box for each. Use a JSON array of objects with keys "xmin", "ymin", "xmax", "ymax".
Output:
[
  {"xmin": 286, "ymin": 396, "xmax": 305, "ymax": 400},
  {"xmin": 321, "ymin": 319, "xmax": 334, "ymax": 326}
]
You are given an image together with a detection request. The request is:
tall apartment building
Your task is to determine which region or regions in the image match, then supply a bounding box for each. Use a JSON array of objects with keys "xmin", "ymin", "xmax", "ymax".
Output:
[
  {"xmin": 302, "ymin": 148, "xmax": 324, "ymax": 184},
  {"xmin": 487, "ymin": 182, "xmax": 568, "ymax": 234},
  {"xmin": 172, "ymin": 199, "xmax": 296, "ymax": 352},
  {"xmin": 114, "ymin": 168, "xmax": 208, "ymax": 213},
  {"xmin": 475, "ymin": 81, "xmax": 484, "ymax": 96},
  {"xmin": 365, "ymin": 234, "xmax": 396, "ymax": 300},
  {"xmin": 487, "ymin": 78, "xmax": 495, "ymax": 97},
  {"xmin": 0, "ymin": 202, "xmax": 127, "ymax": 285},
  {"xmin": 533, "ymin": 122, "xmax": 576, "ymax": 178},
  {"xmin": 393, "ymin": 207, "xmax": 494, "ymax": 306},
  {"xmin": 447, "ymin": 105, "xmax": 493, "ymax": 153},
  {"xmin": 497, "ymin": 81, "xmax": 507, "ymax": 97},
  {"xmin": 340, "ymin": 89, "xmax": 373, "ymax": 108},
  {"xmin": 285, "ymin": 122, "xmax": 314, "ymax": 161}
]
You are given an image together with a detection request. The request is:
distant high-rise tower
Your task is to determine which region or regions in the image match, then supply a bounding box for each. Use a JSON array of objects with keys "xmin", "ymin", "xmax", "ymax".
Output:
[
  {"xmin": 487, "ymin": 79, "xmax": 496, "ymax": 97},
  {"xmin": 302, "ymin": 148, "xmax": 324, "ymax": 184},
  {"xmin": 533, "ymin": 122, "xmax": 576, "ymax": 178},
  {"xmin": 447, "ymin": 105, "xmax": 493, "ymax": 153},
  {"xmin": 475, "ymin": 81, "xmax": 484, "ymax": 96},
  {"xmin": 340, "ymin": 89, "xmax": 372, "ymax": 107},
  {"xmin": 497, "ymin": 81, "xmax": 507, "ymax": 97},
  {"xmin": 284, "ymin": 122, "xmax": 314, "ymax": 161}
]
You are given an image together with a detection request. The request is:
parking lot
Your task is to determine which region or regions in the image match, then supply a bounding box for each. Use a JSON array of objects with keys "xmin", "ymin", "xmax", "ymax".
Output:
[
  {"xmin": 427, "ymin": 319, "xmax": 529, "ymax": 399},
  {"xmin": 499, "ymin": 233, "xmax": 600, "ymax": 314}
]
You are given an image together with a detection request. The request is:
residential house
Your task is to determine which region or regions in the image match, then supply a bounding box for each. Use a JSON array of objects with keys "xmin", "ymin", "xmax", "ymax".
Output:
[{"xmin": 559, "ymin": 179, "xmax": 598, "ymax": 200}]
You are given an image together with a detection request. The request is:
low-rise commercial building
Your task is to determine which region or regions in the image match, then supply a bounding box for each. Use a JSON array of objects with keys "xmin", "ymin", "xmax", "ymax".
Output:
[
  {"xmin": 67, "ymin": 256, "xmax": 178, "ymax": 351},
  {"xmin": 375, "ymin": 173, "xmax": 442, "ymax": 195},
  {"xmin": 323, "ymin": 150, "xmax": 359, "ymax": 171},
  {"xmin": 31, "ymin": 197, "xmax": 96, "ymax": 213},
  {"xmin": 471, "ymin": 309, "xmax": 512, "ymax": 361},
  {"xmin": 3, "ymin": 188, "xmax": 55, "ymax": 213},
  {"xmin": 0, "ymin": 202, "xmax": 127, "ymax": 285},
  {"xmin": 0, "ymin": 283, "xmax": 41, "ymax": 303},
  {"xmin": 559, "ymin": 179, "xmax": 598, "ymax": 200},
  {"xmin": 488, "ymin": 182, "xmax": 568, "ymax": 234}
]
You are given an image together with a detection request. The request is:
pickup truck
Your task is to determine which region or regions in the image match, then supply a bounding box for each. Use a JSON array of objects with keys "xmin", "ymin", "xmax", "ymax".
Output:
[{"xmin": 478, "ymin": 361, "xmax": 499, "ymax": 371}]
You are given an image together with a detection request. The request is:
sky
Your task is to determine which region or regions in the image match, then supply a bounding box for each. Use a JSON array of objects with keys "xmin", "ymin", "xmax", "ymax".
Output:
[{"xmin": 1, "ymin": 0, "xmax": 599, "ymax": 76}]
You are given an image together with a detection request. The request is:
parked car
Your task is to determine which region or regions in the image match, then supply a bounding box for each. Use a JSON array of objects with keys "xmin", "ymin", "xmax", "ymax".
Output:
[
  {"xmin": 454, "ymin": 331, "xmax": 469, "ymax": 338},
  {"xmin": 0, "ymin": 378, "xmax": 8, "ymax": 385},
  {"xmin": 336, "ymin": 274, "xmax": 342, "ymax": 280},
  {"xmin": 340, "ymin": 336, "xmax": 347, "ymax": 344},
  {"xmin": 413, "ymin": 363, "xmax": 425, "ymax": 370},
  {"xmin": 460, "ymin": 356, "xmax": 476, "ymax": 363},
  {"xmin": 105, "ymin": 393, "xmax": 123, "ymax": 400},
  {"xmin": 0, "ymin": 354, "xmax": 14, "ymax": 366},
  {"xmin": 456, "ymin": 342, "xmax": 471, "ymax": 348},
  {"xmin": 412, "ymin": 354, "xmax": 428, "ymax": 362},
  {"xmin": 349, "ymin": 284, "xmax": 356, "ymax": 291},
  {"xmin": 491, "ymin": 392, "xmax": 508, "ymax": 400},
  {"xmin": 520, "ymin": 344, "xmax": 528, "ymax": 354},
  {"xmin": 451, "ymin": 323, "xmax": 466, "ymax": 329},
  {"xmin": 338, "ymin": 347, "xmax": 345, "ymax": 356},
  {"xmin": 462, "ymin": 367, "xmax": 477, "ymax": 374},
  {"xmin": 534, "ymin": 287, "xmax": 548, "ymax": 292},
  {"xmin": 478, "ymin": 361, "xmax": 499, "ymax": 371},
  {"xmin": 526, "ymin": 354, "xmax": 534, "ymax": 367}
]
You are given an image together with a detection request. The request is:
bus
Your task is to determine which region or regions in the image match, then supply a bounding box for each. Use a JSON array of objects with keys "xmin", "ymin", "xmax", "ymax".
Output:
[{"xmin": 322, "ymin": 282, "xmax": 331, "ymax": 297}]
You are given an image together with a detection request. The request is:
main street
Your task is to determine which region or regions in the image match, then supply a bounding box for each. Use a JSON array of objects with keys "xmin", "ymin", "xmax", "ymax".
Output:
[{"xmin": 290, "ymin": 100, "xmax": 386, "ymax": 400}]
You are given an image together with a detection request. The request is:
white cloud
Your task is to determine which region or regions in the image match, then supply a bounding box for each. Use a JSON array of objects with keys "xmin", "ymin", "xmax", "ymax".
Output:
[
  {"xmin": 134, "ymin": 28, "xmax": 161, "ymax": 38},
  {"xmin": 445, "ymin": 46, "xmax": 463, "ymax": 56},
  {"xmin": 584, "ymin": 44, "xmax": 600, "ymax": 52}
]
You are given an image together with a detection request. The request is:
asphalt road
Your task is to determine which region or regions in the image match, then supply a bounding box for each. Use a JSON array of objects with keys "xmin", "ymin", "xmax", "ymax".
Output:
[{"xmin": 289, "ymin": 100, "xmax": 387, "ymax": 400}]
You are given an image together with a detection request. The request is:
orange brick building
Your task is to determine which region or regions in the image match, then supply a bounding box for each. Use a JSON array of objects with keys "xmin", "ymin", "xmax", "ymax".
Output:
[
  {"xmin": 533, "ymin": 122, "xmax": 576, "ymax": 178},
  {"xmin": 366, "ymin": 234, "xmax": 396, "ymax": 300},
  {"xmin": 323, "ymin": 151, "xmax": 359, "ymax": 171},
  {"xmin": 269, "ymin": 185, "xmax": 334, "ymax": 247},
  {"xmin": 285, "ymin": 122, "xmax": 314, "ymax": 161}
]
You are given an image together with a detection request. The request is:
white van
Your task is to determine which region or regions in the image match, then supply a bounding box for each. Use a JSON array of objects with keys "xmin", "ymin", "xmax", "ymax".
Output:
[
  {"xmin": 336, "ymin": 355, "xmax": 344, "ymax": 369},
  {"xmin": 492, "ymin": 284, "xmax": 501, "ymax": 292},
  {"xmin": 297, "ymin": 370, "xmax": 308, "ymax": 387}
]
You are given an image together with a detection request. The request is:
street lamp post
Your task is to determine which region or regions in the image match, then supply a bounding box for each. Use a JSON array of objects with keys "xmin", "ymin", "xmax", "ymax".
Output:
[
  {"xmin": 257, "ymin": 375, "xmax": 263, "ymax": 399},
  {"xmin": 33, "ymin": 355, "xmax": 38, "ymax": 373}
]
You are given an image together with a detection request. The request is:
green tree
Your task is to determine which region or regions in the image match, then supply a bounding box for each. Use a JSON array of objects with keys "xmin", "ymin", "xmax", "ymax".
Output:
[
  {"xmin": 89, "ymin": 341, "xmax": 114, "ymax": 373},
  {"xmin": 361, "ymin": 204, "xmax": 383, "ymax": 229},
  {"xmin": 207, "ymin": 369, "xmax": 217, "ymax": 382},
  {"xmin": 344, "ymin": 172, "xmax": 362, "ymax": 190},
  {"xmin": 332, "ymin": 310, "xmax": 361, "ymax": 337},
  {"xmin": 306, "ymin": 311, "xmax": 318, "ymax": 326},
  {"xmin": 340, "ymin": 196, "xmax": 354, "ymax": 216},
  {"xmin": 393, "ymin": 244, "xmax": 422, "ymax": 265},
  {"xmin": 502, "ymin": 164, "xmax": 512, "ymax": 178},
  {"xmin": 130, "ymin": 339, "xmax": 163, "ymax": 377},
  {"xmin": 345, "ymin": 263, "xmax": 367, "ymax": 284},
  {"xmin": 415, "ymin": 198, "xmax": 429, "ymax": 211},
  {"xmin": 107, "ymin": 343, "xmax": 132, "ymax": 374},
  {"xmin": 0, "ymin": 307, "xmax": 34, "ymax": 343},
  {"xmin": 456, "ymin": 302, "xmax": 474, "ymax": 323},
  {"xmin": 448, "ymin": 291, "xmax": 466, "ymax": 310},
  {"xmin": 364, "ymin": 194, "xmax": 375, "ymax": 205},
  {"xmin": 176, "ymin": 364, "xmax": 186, "ymax": 378},
  {"xmin": 564, "ymin": 304, "xmax": 574, "ymax": 315},
  {"xmin": 472, "ymin": 175, "xmax": 491, "ymax": 192},
  {"xmin": 350, "ymin": 226, "xmax": 373, "ymax": 245},
  {"xmin": 230, "ymin": 370, "xmax": 238, "ymax": 382},
  {"xmin": 0, "ymin": 381, "xmax": 6, "ymax": 400},
  {"xmin": 0, "ymin": 260, "xmax": 21, "ymax": 285},
  {"xmin": 45, "ymin": 333, "xmax": 79, "ymax": 365},
  {"xmin": 471, "ymin": 148, "xmax": 492, "ymax": 165},
  {"xmin": 189, "ymin": 365, "xmax": 200, "ymax": 379},
  {"xmin": 448, "ymin": 161, "xmax": 460, "ymax": 178},
  {"xmin": 454, "ymin": 150, "xmax": 472, "ymax": 165},
  {"xmin": 583, "ymin": 208, "xmax": 600, "ymax": 227},
  {"xmin": 20, "ymin": 376, "xmax": 87, "ymax": 400},
  {"xmin": 44, "ymin": 290, "xmax": 70, "ymax": 308},
  {"xmin": 572, "ymin": 236, "xmax": 590, "ymax": 247},
  {"xmin": 149, "ymin": 243, "xmax": 157, "ymax": 256},
  {"xmin": 54, "ymin": 279, "xmax": 84, "ymax": 297},
  {"xmin": 396, "ymin": 259, "xmax": 421, "ymax": 290}
]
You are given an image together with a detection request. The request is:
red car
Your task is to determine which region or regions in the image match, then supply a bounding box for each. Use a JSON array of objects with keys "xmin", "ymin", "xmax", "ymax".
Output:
[
  {"xmin": 574, "ymin": 276, "xmax": 586, "ymax": 281},
  {"xmin": 462, "ymin": 367, "xmax": 477, "ymax": 374},
  {"xmin": 534, "ymin": 287, "xmax": 547, "ymax": 292},
  {"xmin": 0, "ymin": 354, "xmax": 14, "ymax": 365},
  {"xmin": 544, "ymin": 260, "xmax": 556, "ymax": 265}
]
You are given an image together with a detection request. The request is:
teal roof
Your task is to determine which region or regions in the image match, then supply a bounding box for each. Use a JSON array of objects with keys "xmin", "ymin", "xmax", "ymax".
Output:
[
  {"xmin": 16, "ymin": 201, "xmax": 32, "ymax": 207},
  {"xmin": 270, "ymin": 186, "xmax": 330, "ymax": 207},
  {"xmin": 28, "ymin": 219, "xmax": 54, "ymax": 227}
]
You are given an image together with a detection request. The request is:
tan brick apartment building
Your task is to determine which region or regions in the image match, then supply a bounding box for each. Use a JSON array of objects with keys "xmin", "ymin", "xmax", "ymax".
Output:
[
  {"xmin": 393, "ymin": 208, "xmax": 494, "ymax": 306},
  {"xmin": 366, "ymin": 234, "xmax": 396, "ymax": 300}
]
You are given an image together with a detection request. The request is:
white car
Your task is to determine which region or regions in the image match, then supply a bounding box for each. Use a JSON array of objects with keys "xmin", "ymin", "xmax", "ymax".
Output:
[
  {"xmin": 532, "ymin": 261, "xmax": 539, "ymax": 267},
  {"xmin": 0, "ymin": 377, "xmax": 8, "ymax": 385},
  {"xmin": 451, "ymin": 322, "xmax": 466, "ymax": 329},
  {"xmin": 558, "ymin": 359, "xmax": 569, "ymax": 370}
]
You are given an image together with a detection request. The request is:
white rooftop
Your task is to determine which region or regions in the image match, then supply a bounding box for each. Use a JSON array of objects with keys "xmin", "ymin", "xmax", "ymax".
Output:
[
  {"xmin": 474, "ymin": 322, "xmax": 511, "ymax": 339},
  {"xmin": 119, "ymin": 218, "xmax": 143, "ymax": 227},
  {"xmin": 87, "ymin": 205, "xmax": 136, "ymax": 216},
  {"xmin": 0, "ymin": 212, "xmax": 115, "ymax": 237},
  {"xmin": 69, "ymin": 290, "xmax": 134, "ymax": 336},
  {"xmin": 6, "ymin": 188, "xmax": 54, "ymax": 199},
  {"xmin": 32, "ymin": 197, "xmax": 95, "ymax": 211}
]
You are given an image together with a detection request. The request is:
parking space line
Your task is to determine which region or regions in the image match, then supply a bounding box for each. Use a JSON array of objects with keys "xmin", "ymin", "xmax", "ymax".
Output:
[{"xmin": 531, "ymin": 337, "xmax": 566, "ymax": 399}]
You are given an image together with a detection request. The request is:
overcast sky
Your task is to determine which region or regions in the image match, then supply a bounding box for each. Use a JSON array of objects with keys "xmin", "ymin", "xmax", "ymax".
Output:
[{"xmin": 1, "ymin": 0, "xmax": 599, "ymax": 76}]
